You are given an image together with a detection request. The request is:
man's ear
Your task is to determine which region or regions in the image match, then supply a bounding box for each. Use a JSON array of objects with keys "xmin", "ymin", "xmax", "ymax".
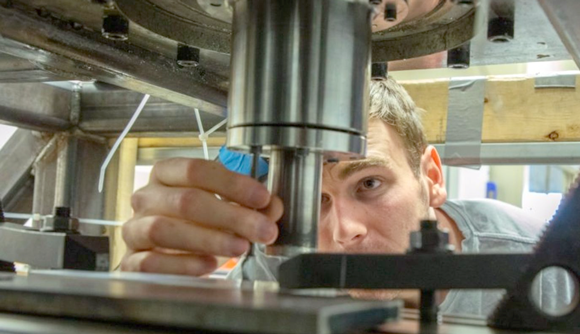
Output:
[{"xmin": 421, "ymin": 145, "xmax": 447, "ymax": 208}]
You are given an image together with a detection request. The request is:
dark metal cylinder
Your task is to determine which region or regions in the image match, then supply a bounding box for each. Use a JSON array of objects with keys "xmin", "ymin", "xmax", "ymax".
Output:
[
  {"xmin": 447, "ymin": 42, "xmax": 470, "ymax": 69},
  {"xmin": 420, "ymin": 289, "xmax": 438, "ymax": 323},
  {"xmin": 266, "ymin": 149, "xmax": 323, "ymax": 257},
  {"xmin": 488, "ymin": 0, "xmax": 515, "ymax": 43}
]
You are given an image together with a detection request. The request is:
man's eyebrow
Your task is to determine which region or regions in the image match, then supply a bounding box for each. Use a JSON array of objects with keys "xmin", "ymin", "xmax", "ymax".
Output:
[{"xmin": 338, "ymin": 157, "xmax": 393, "ymax": 180}]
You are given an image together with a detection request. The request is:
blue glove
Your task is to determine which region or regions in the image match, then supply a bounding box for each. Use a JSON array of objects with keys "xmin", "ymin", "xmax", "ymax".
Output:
[{"xmin": 218, "ymin": 146, "xmax": 269, "ymax": 179}]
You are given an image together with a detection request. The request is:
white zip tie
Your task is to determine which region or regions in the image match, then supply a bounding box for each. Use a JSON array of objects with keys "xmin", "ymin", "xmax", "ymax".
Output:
[
  {"xmin": 98, "ymin": 94, "xmax": 150, "ymax": 193},
  {"xmin": 3, "ymin": 213, "xmax": 32, "ymax": 220},
  {"xmin": 194, "ymin": 109, "xmax": 227, "ymax": 161},
  {"xmin": 205, "ymin": 118, "xmax": 228, "ymax": 137},
  {"xmin": 194, "ymin": 108, "xmax": 210, "ymax": 160}
]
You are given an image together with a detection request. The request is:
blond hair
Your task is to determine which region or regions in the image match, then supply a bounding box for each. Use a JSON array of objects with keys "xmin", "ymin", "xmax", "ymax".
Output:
[{"xmin": 368, "ymin": 77, "xmax": 427, "ymax": 176}]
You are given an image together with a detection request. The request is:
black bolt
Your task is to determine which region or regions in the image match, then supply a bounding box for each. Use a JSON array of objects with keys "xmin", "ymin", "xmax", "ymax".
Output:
[
  {"xmin": 447, "ymin": 42, "xmax": 470, "ymax": 69},
  {"xmin": 371, "ymin": 62, "xmax": 388, "ymax": 79},
  {"xmin": 102, "ymin": 12, "xmax": 129, "ymax": 41},
  {"xmin": 385, "ymin": 3, "xmax": 397, "ymax": 22},
  {"xmin": 420, "ymin": 220, "xmax": 437, "ymax": 231},
  {"xmin": 488, "ymin": 17, "xmax": 514, "ymax": 43},
  {"xmin": 369, "ymin": 0, "xmax": 382, "ymax": 5},
  {"xmin": 54, "ymin": 206, "xmax": 71, "ymax": 218},
  {"xmin": 177, "ymin": 44, "xmax": 201, "ymax": 68},
  {"xmin": 420, "ymin": 290, "xmax": 438, "ymax": 323}
]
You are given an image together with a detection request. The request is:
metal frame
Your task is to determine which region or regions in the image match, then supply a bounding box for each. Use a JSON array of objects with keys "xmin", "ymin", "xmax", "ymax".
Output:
[
  {"xmin": 434, "ymin": 142, "xmax": 580, "ymax": 166},
  {"xmin": 0, "ymin": 3, "xmax": 227, "ymax": 116}
]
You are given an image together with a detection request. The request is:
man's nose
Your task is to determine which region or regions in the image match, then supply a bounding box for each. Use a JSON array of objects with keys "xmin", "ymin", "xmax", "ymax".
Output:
[{"xmin": 331, "ymin": 202, "xmax": 367, "ymax": 246}]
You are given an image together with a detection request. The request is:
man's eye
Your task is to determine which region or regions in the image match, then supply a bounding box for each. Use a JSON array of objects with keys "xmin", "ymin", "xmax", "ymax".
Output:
[{"xmin": 361, "ymin": 178, "xmax": 382, "ymax": 190}]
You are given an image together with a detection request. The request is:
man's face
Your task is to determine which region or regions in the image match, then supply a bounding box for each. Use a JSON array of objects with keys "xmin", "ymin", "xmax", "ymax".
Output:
[{"xmin": 318, "ymin": 119, "xmax": 432, "ymax": 254}]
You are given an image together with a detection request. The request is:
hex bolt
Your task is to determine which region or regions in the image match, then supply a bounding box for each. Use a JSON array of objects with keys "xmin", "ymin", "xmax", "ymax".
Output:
[
  {"xmin": 384, "ymin": 2, "xmax": 397, "ymax": 22},
  {"xmin": 54, "ymin": 206, "xmax": 71, "ymax": 218},
  {"xmin": 371, "ymin": 62, "xmax": 388, "ymax": 79},
  {"xmin": 102, "ymin": 11, "xmax": 129, "ymax": 41},
  {"xmin": 177, "ymin": 44, "xmax": 201, "ymax": 68},
  {"xmin": 447, "ymin": 42, "xmax": 470, "ymax": 69},
  {"xmin": 408, "ymin": 220, "xmax": 453, "ymax": 324}
]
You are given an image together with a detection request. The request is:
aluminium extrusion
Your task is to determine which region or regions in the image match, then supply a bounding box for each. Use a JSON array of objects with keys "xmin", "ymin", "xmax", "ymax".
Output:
[{"xmin": 434, "ymin": 142, "xmax": 580, "ymax": 165}]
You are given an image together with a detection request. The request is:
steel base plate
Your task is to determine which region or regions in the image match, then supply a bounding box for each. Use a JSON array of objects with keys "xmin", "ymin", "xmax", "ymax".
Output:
[{"xmin": 0, "ymin": 271, "xmax": 400, "ymax": 334}]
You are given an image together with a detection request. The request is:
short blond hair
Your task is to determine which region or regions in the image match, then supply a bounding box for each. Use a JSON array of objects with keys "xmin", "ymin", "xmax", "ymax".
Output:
[{"xmin": 368, "ymin": 77, "xmax": 427, "ymax": 176}]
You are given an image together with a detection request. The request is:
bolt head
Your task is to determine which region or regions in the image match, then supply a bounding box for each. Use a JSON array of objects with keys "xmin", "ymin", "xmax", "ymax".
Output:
[
  {"xmin": 102, "ymin": 14, "xmax": 129, "ymax": 41},
  {"xmin": 408, "ymin": 220, "xmax": 454, "ymax": 253},
  {"xmin": 177, "ymin": 44, "xmax": 201, "ymax": 68}
]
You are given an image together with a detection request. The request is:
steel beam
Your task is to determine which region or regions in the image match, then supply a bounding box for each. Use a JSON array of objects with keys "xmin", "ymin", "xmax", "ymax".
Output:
[
  {"xmin": 0, "ymin": 53, "xmax": 72, "ymax": 83},
  {"xmin": 0, "ymin": 4, "xmax": 227, "ymax": 116},
  {"xmin": 0, "ymin": 83, "xmax": 72, "ymax": 132},
  {"xmin": 79, "ymin": 85, "xmax": 225, "ymax": 136},
  {"xmin": 32, "ymin": 134, "xmax": 109, "ymax": 235},
  {"xmin": 0, "ymin": 130, "xmax": 49, "ymax": 204}
]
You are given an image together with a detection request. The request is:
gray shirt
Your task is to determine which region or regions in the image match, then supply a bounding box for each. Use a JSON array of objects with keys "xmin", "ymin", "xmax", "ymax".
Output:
[{"xmin": 228, "ymin": 199, "xmax": 573, "ymax": 317}]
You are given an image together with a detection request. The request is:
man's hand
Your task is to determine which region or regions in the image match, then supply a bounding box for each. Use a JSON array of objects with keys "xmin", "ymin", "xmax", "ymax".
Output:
[{"xmin": 121, "ymin": 158, "xmax": 283, "ymax": 276}]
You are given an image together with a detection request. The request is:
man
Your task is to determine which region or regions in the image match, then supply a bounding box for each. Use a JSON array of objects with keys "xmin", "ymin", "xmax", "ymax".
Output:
[{"xmin": 121, "ymin": 77, "xmax": 572, "ymax": 317}]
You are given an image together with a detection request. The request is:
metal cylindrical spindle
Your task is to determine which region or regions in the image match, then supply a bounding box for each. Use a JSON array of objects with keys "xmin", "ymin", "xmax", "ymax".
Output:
[
  {"xmin": 227, "ymin": 0, "xmax": 372, "ymax": 256},
  {"xmin": 267, "ymin": 149, "xmax": 323, "ymax": 257}
]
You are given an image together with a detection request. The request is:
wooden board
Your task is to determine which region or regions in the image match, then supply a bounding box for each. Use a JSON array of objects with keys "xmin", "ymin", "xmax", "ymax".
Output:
[{"xmin": 402, "ymin": 76, "xmax": 580, "ymax": 144}]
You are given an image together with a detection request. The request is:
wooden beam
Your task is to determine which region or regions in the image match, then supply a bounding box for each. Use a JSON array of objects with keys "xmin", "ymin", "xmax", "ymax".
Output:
[
  {"xmin": 138, "ymin": 137, "xmax": 226, "ymax": 148},
  {"xmin": 402, "ymin": 76, "xmax": 580, "ymax": 144},
  {"xmin": 109, "ymin": 138, "xmax": 138, "ymax": 270}
]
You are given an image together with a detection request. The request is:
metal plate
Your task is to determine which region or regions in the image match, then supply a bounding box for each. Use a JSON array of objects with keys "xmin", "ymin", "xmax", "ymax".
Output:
[
  {"xmin": 116, "ymin": 0, "xmax": 477, "ymax": 62},
  {"xmin": 389, "ymin": 0, "xmax": 572, "ymax": 71},
  {"xmin": 0, "ymin": 271, "xmax": 400, "ymax": 334}
]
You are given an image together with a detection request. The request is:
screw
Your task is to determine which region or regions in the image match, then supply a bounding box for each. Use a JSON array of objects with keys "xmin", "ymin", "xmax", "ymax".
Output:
[
  {"xmin": 102, "ymin": 11, "xmax": 129, "ymax": 41},
  {"xmin": 385, "ymin": 3, "xmax": 397, "ymax": 22},
  {"xmin": 177, "ymin": 44, "xmax": 201, "ymax": 68}
]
